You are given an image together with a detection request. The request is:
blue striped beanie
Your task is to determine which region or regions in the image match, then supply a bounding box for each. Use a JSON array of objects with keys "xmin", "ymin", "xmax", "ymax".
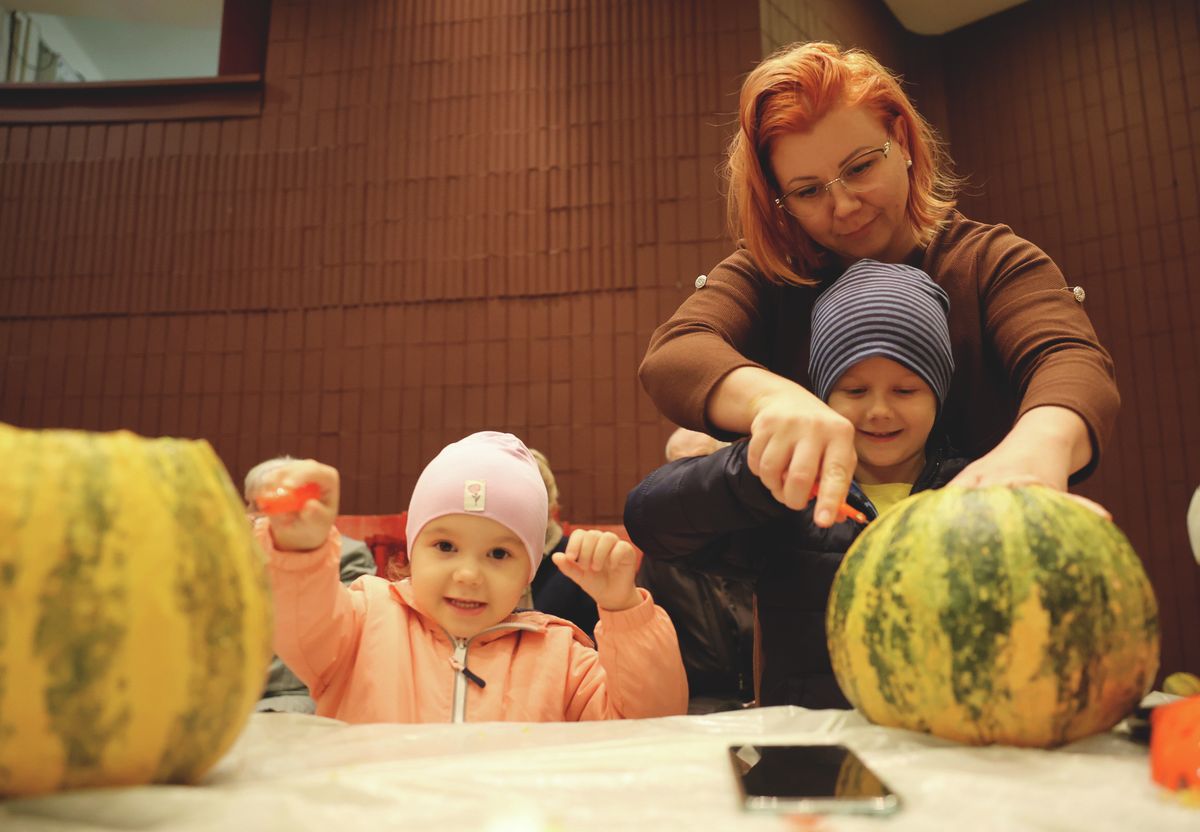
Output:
[{"xmin": 809, "ymin": 259, "xmax": 954, "ymax": 406}]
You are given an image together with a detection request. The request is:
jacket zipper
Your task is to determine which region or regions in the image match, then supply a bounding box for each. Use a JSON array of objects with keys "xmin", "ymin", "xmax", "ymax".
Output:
[
  {"xmin": 449, "ymin": 637, "xmax": 489, "ymax": 722},
  {"xmin": 445, "ymin": 621, "xmax": 540, "ymax": 723},
  {"xmin": 451, "ymin": 638, "xmax": 469, "ymax": 723}
]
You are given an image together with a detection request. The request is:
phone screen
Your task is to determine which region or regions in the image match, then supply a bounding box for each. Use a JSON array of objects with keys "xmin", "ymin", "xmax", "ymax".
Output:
[{"xmin": 729, "ymin": 744, "xmax": 900, "ymax": 814}]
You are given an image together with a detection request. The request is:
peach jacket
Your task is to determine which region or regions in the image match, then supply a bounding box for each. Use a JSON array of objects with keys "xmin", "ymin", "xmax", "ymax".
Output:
[{"xmin": 261, "ymin": 526, "xmax": 689, "ymax": 723}]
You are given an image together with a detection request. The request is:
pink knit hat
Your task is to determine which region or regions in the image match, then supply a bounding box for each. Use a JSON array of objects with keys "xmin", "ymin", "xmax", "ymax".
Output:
[{"xmin": 405, "ymin": 432, "xmax": 549, "ymax": 581}]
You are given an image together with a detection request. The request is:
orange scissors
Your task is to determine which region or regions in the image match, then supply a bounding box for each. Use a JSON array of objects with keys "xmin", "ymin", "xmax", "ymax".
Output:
[
  {"xmin": 256, "ymin": 482, "xmax": 321, "ymax": 515},
  {"xmin": 809, "ymin": 484, "xmax": 867, "ymax": 524}
]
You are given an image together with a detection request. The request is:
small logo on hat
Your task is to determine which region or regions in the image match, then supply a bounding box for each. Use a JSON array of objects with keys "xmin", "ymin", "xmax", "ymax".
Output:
[{"xmin": 464, "ymin": 481, "xmax": 485, "ymax": 511}]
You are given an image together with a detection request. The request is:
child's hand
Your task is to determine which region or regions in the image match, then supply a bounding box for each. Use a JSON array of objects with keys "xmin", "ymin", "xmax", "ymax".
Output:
[
  {"xmin": 251, "ymin": 459, "xmax": 339, "ymax": 552},
  {"xmin": 552, "ymin": 529, "xmax": 641, "ymax": 612}
]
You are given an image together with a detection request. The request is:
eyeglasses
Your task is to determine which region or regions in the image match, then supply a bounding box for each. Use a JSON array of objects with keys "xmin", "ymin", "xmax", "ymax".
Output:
[{"xmin": 774, "ymin": 140, "xmax": 891, "ymax": 218}]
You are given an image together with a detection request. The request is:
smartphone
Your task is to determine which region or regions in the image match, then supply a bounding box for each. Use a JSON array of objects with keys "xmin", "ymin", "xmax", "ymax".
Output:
[{"xmin": 728, "ymin": 744, "xmax": 901, "ymax": 815}]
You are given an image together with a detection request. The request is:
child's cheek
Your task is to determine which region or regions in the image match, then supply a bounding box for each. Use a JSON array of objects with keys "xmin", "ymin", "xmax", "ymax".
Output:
[{"xmin": 405, "ymin": 555, "xmax": 437, "ymax": 613}]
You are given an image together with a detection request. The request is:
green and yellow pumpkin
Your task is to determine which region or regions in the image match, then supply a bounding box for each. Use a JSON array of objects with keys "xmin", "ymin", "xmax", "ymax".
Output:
[
  {"xmin": 0, "ymin": 424, "xmax": 272, "ymax": 796},
  {"xmin": 827, "ymin": 485, "xmax": 1159, "ymax": 748}
]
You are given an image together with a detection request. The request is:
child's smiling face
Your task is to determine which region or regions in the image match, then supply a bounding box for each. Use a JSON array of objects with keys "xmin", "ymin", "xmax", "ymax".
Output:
[
  {"xmin": 408, "ymin": 513, "xmax": 531, "ymax": 639},
  {"xmin": 826, "ymin": 355, "xmax": 937, "ymax": 485}
]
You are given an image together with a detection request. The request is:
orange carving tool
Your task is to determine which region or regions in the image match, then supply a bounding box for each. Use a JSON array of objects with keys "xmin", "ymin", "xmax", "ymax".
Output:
[
  {"xmin": 256, "ymin": 482, "xmax": 321, "ymax": 515},
  {"xmin": 809, "ymin": 483, "xmax": 867, "ymax": 524}
]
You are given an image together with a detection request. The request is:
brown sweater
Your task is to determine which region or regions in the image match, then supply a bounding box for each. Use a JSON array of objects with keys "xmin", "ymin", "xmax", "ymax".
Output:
[{"xmin": 639, "ymin": 212, "xmax": 1119, "ymax": 481}]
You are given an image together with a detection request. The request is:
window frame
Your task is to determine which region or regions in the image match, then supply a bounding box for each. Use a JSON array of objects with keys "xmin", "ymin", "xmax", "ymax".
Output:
[{"xmin": 0, "ymin": 0, "xmax": 270, "ymax": 124}]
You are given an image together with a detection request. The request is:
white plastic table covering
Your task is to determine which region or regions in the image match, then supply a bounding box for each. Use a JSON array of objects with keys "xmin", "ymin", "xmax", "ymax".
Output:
[{"xmin": 2, "ymin": 704, "xmax": 1195, "ymax": 832}]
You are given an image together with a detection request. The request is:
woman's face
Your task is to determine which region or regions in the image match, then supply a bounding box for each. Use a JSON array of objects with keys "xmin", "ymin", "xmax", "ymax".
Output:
[{"xmin": 769, "ymin": 105, "xmax": 917, "ymax": 267}]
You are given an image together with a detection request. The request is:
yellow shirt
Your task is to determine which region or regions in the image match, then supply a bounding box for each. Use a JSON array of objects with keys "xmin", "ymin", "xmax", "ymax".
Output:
[{"xmin": 859, "ymin": 482, "xmax": 913, "ymax": 518}]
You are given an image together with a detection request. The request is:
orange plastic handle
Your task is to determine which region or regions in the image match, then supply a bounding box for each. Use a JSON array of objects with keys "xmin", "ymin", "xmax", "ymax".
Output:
[
  {"xmin": 256, "ymin": 482, "xmax": 321, "ymax": 515},
  {"xmin": 808, "ymin": 484, "xmax": 867, "ymax": 525}
]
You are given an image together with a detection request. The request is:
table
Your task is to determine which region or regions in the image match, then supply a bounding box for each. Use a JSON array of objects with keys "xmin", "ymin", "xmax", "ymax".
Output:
[{"xmin": 2, "ymin": 704, "xmax": 1195, "ymax": 831}]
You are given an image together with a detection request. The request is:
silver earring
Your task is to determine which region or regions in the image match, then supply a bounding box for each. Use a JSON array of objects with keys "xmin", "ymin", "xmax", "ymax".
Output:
[{"xmin": 905, "ymin": 158, "xmax": 913, "ymax": 168}]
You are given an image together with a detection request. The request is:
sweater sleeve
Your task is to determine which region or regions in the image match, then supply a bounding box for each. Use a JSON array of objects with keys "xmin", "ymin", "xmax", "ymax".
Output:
[
  {"xmin": 563, "ymin": 589, "xmax": 689, "ymax": 720},
  {"xmin": 638, "ymin": 249, "xmax": 777, "ymax": 437},
  {"xmin": 973, "ymin": 223, "xmax": 1120, "ymax": 479},
  {"xmin": 260, "ymin": 523, "xmax": 367, "ymax": 699}
]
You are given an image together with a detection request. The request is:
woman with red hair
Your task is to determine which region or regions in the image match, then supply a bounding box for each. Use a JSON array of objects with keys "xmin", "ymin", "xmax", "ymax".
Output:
[{"xmin": 639, "ymin": 42, "xmax": 1118, "ymax": 522}]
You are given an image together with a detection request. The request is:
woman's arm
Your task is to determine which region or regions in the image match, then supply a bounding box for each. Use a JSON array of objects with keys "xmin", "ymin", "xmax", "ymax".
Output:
[
  {"xmin": 639, "ymin": 249, "xmax": 774, "ymax": 432},
  {"xmin": 953, "ymin": 222, "xmax": 1120, "ymax": 487},
  {"xmin": 950, "ymin": 405, "xmax": 1091, "ymax": 490},
  {"xmin": 708, "ymin": 367, "xmax": 857, "ymax": 521},
  {"xmin": 640, "ymin": 250, "xmax": 858, "ymax": 524}
]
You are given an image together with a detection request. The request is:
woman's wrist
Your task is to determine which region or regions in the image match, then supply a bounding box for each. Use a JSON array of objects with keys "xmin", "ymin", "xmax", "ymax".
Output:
[
  {"xmin": 1012, "ymin": 406, "xmax": 1092, "ymax": 475},
  {"xmin": 951, "ymin": 406, "xmax": 1093, "ymax": 491},
  {"xmin": 708, "ymin": 366, "xmax": 812, "ymax": 433}
]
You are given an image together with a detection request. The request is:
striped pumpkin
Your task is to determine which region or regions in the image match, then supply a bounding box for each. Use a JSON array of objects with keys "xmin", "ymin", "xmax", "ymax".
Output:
[
  {"xmin": 0, "ymin": 424, "xmax": 272, "ymax": 796},
  {"xmin": 827, "ymin": 485, "xmax": 1159, "ymax": 748}
]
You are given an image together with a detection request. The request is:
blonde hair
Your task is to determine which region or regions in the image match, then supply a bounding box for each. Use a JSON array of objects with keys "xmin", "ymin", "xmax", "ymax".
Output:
[
  {"xmin": 725, "ymin": 41, "xmax": 961, "ymax": 286},
  {"xmin": 528, "ymin": 448, "xmax": 563, "ymax": 553},
  {"xmin": 243, "ymin": 456, "xmax": 294, "ymax": 503}
]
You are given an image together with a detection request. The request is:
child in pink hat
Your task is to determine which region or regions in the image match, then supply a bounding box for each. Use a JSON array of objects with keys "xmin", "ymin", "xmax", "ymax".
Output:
[{"xmin": 255, "ymin": 431, "xmax": 688, "ymax": 723}]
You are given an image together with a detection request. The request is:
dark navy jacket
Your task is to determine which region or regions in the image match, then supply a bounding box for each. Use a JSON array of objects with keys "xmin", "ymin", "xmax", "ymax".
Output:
[{"xmin": 624, "ymin": 439, "xmax": 969, "ymax": 710}]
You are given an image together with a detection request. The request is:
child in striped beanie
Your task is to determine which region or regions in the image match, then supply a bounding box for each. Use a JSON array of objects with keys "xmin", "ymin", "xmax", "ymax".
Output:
[
  {"xmin": 622, "ymin": 259, "xmax": 972, "ymax": 712},
  {"xmin": 809, "ymin": 258, "xmax": 959, "ymax": 515}
]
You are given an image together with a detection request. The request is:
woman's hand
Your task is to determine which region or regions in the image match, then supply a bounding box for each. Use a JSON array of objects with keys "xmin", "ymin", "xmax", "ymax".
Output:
[
  {"xmin": 709, "ymin": 367, "xmax": 857, "ymax": 524},
  {"xmin": 949, "ymin": 406, "xmax": 1111, "ymax": 519},
  {"xmin": 552, "ymin": 529, "xmax": 642, "ymax": 612},
  {"xmin": 251, "ymin": 459, "xmax": 340, "ymax": 551},
  {"xmin": 950, "ymin": 406, "xmax": 1092, "ymax": 490},
  {"xmin": 950, "ymin": 441, "xmax": 1072, "ymax": 492}
]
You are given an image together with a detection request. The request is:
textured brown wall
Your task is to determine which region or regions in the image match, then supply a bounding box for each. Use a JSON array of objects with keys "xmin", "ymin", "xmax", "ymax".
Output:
[
  {"xmin": 942, "ymin": 0, "xmax": 1200, "ymax": 682},
  {"xmin": 0, "ymin": 0, "xmax": 761, "ymax": 523},
  {"xmin": 1, "ymin": 0, "xmax": 1197, "ymax": 677}
]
